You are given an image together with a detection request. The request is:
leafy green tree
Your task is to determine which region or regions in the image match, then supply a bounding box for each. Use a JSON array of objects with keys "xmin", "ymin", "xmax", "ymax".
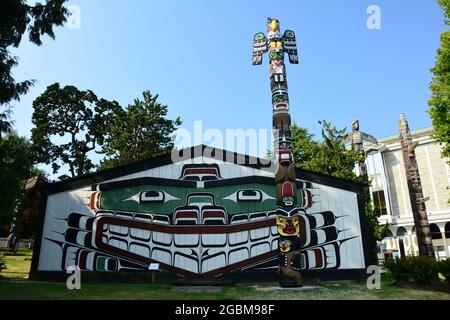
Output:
[
  {"xmin": 0, "ymin": 0, "xmax": 69, "ymax": 110},
  {"xmin": 31, "ymin": 83, "xmax": 122, "ymax": 179},
  {"xmin": 100, "ymin": 91, "xmax": 182, "ymax": 169},
  {"xmin": 296, "ymin": 120, "xmax": 360, "ymax": 182},
  {"xmin": 290, "ymin": 120, "xmax": 387, "ymax": 253},
  {"xmin": 428, "ymin": 0, "xmax": 450, "ymax": 159},
  {"xmin": 0, "ymin": 107, "xmax": 14, "ymax": 140},
  {"xmin": 0, "ymin": 134, "xmax": 35, "ymax": 235},
  {"xmin": 290, "ymin": 123, "xmax": 319, "ymax": 166}
]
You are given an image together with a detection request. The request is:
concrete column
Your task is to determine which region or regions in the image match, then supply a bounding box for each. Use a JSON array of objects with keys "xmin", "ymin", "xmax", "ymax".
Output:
[{"xmin": 442, "ymin": 232, "xmax": 450, "ymax": 257}]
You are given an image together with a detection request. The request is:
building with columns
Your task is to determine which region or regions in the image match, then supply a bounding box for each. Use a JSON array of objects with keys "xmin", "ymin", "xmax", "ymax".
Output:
[{"xmin": 364, "ymin": 127, "xmax": 450, "ymax": 260}]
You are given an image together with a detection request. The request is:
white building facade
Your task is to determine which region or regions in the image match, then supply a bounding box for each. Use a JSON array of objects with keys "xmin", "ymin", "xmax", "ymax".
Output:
[{"xmin": 364, "ymin": 127, "xmax": 450, "ymax": 260}]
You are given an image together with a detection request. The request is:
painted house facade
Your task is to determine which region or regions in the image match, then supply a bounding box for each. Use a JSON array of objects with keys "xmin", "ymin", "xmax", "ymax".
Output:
[{"xmin": 30, "ymin": 145, "xmax": 370, "ymax": 280}]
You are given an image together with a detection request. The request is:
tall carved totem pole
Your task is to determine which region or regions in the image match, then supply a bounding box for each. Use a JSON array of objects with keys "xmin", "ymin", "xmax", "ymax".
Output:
[
  {"xmin": 253, "ymin": 18, "xmax": 303, "ymax": 287},
  {"xmin": 399, "ymin": 114, "xmax": 434, "ymax": 257}
]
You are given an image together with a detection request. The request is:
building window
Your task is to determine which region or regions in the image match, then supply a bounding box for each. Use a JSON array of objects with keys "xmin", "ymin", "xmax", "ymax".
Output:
[{"xmin": 372, "ymin": 190, "xmax": 387, "ymax": 216}]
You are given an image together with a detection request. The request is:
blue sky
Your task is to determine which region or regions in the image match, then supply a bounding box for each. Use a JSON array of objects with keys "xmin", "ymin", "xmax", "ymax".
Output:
[{"xmin": 9, "ymin": 0, "xmax": 447, "ymax": 162}]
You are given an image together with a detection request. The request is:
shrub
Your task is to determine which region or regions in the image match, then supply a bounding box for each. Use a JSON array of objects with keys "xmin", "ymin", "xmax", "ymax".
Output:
[
  {"xmin": 384, "ymin": 256, "xmax": 438, "ymax": 284},
  {"xmin": 436, "ymin": 259, "xmax": 450, "ymax": 282},
  {"xmin": 384, "ymin": 257, "xmax": 409, "ymax": 280},
  {"xmin": 406, "ymin": 256, "xmax": 437, "ymax": 284}
]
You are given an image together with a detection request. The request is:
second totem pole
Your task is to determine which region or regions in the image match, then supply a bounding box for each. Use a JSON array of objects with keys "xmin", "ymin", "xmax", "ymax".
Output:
[{"xmin": 253, "ymin": 18, "xmax": 303, "ymax": 287}]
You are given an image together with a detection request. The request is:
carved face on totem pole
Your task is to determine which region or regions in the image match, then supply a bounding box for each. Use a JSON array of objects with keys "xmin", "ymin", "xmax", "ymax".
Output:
[
  {"xmin": 272, "ymin": 89, "xmax": 289, "ymax": 112},
  {"xmin": 276, "ymin": 214, "xmax": 300, "ymax": 237},
  {"xmin": 267, "ymin": 17, "xmax": 280, "ymax": 34},
  {"xmin": 279, "ymin": 239, "xmax": 292, "ymax": 253}
]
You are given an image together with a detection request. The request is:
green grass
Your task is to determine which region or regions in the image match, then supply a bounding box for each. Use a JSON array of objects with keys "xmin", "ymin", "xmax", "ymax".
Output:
[
  {"xmin": 1, "ymin": 250, "xmax": 449, "ymax": 300},
  {"xmin": 0, "ymin": 248, "xmax": 32, "ymax": 280},
  {"xmin": 1, "ymin": 275, "xmax": 450, "ymax": 300}
]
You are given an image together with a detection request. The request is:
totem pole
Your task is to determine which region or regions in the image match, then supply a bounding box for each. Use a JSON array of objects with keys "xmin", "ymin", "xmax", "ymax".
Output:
[
  {"xmin": 344, "ymin": 120, "xmax": 378, "ymax": 177},
  {"xmin": 344, "ymin": 120, "xmax": 378, "ymax": 262},
  {"xmin": 399, "ymin": 114, "xmax": 434, "ymax": 257},
  {"xmin": 253, "ymin": 17, "xmax": 303, "ymax": 287},
  {"xmin": 6, "ymin": 201, "xmax": 22, "ymax": 253}
]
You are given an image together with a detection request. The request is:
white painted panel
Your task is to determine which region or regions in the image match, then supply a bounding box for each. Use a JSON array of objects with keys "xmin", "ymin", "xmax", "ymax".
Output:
[
  {"xmin": 315, "ymin": 229, "xmax": 326, "ymax": 244},
  {"xmin": 174, "ymin": 234, "xmax": 199, "ymax": 247},
  {"xmin": 229, "ymin": 248, "xmax": 249, "ymax": 265},
  {"xmin": 312, "ymin": 214, "xmax": 325, "ymax": 228},
  {"xmin": 271, "ymin": 239, "xmax": 278, "ymax": 251},
  {"xmin": 174, "ymin": 254, "xmax": 198, "ymax": 273},
  {"xmin": 323, "ymin": 244, "xmax": 338, "ymax": 268},
  {"xmin": 228, "ymin": 231, "xmax": 249, "ymax": 246},
  {"xmin": 130, "ymin": 228, "xmax": 151, "ymax": 241},
  {"xmin": 250, "ymin": 242, "xmax": 270, "ymax": 257},
  {"xmin": 152, "ymin": 232, "xmax": 172, "ymax": 246},
  {"xmin": 250, "ymin": 227, "xmax": 270, "ymax": 241},
  {"xmin": 202, "ymin": 234, "xmax": 227, "ymax": 247},
  {"xmin": 202, "ymin": 254, "xmax": 226, "ymax": 273},
  {"xmin": 86, "ymin": 253, "xmax": 95, "ymax": 270},
  {"xmin": 307, "ymin": 250, "xmax": 317, "ymax": 268},
  {"xmin": 151, "ymin": 249, "xmax": 171, "ymax": 265},
  {"xmin": 129, "ymin": 243, "xmax": 150, "ymax": 258}
]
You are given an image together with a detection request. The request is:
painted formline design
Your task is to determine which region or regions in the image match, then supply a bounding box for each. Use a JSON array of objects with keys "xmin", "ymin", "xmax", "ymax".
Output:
[{"xmin": 49, "ymin": 207, "xmax": 354, "ymax": 278}]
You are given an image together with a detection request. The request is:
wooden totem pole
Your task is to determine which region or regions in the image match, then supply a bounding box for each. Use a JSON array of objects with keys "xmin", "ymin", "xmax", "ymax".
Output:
[
  {"xmin": 253, "ymin": 18, "xmax": 303, "ymax": 287},
  {"xmin": 399, "ymin": 113, "xmax": 434, "ymax": 257},
  {"xmin": 345, "ymin": 120, "xmax": 378, "ymax": 178}
]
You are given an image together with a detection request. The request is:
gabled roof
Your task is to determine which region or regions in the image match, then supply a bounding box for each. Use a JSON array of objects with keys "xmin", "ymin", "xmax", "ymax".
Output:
[{"xmin": 44, "ymin": 144, "xmax": 366, "ymax": 194}]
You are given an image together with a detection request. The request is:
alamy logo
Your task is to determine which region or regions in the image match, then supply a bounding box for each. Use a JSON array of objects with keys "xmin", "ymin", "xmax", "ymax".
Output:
[
  {"xmin": 66, "ymin": 265, "xmax": 81, "ymax": 290},
  {"xmin": 367, "ymin": 5, "xmax": 381, "ymax": 30},
  {"xmin": 67, "ymin": 5, "xmax": 81, "ymax": 30},
  {"xmin": 366, "ymin": 265, "xmax": 381, "ymax": 289}
]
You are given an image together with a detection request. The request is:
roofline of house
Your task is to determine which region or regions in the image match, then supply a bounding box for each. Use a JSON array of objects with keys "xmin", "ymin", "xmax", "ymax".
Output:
[{"xmin": 42, "ymin": 144, "xmax": 367, "ymax": 195}]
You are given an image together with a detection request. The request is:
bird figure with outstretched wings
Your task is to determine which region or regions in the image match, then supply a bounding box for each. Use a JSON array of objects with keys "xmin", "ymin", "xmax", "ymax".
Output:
[{"xmin": 252, "ymin": 18, "xmax": 299, "ymax": 66}]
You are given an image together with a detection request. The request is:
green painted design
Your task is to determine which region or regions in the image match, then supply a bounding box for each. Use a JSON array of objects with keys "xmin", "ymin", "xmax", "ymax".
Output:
[
  {"xmin": 96, "ymin": 256, "xmax": 106, "ymax": 271},
  {"xmin": 272, "ymin": 94, "xmax": 289, "ymax": 104},
  {"xmin": 285, "ymin": 31, "xmax": 294, "ymax": 38},
  {"xmin": 255, "ymin": 33, "xmax": 264, "ymax": 40},
  {"xmin": 99, "ymin": 183, "xmax": 299, "ymax": 215},
  {"xmin": 269, "ymin": 51, "xmax": 284, "ymax": 60},
  {"xmin": 300, "ymin": 254, "xmax": 306, "ymax": 269}
]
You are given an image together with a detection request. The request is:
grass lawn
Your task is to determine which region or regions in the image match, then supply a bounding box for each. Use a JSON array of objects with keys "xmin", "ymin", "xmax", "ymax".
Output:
[
  {"xmin": 0, "ymin": 248, "xmax": 32, "ymax": 280},
  {"xmin": 1, "ymin": 249, "xmax": 450, "ymax": 300}
]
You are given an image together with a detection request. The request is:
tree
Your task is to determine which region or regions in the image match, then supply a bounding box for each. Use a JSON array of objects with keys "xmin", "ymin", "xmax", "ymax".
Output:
[
  {"xmin": 18, "ymin": 173, "xmax": 48, "ymax": 239},
  {"xmin": 290, "ymin": 124, "xmax": 320, "ymax": 167},
  {"xmin": 1, "ymin": 1, "xmax": 69, "ymax": 230},
  {"xmin": 0, "ymin": 0, "xmax": 69, "ymax": 110},
  {"xmin": 296, "ymin": 120, "xmax": 361, "ymax": 182},
  {"xmin": 0, "ymin": 134, "xmax": 35, "ymax": 235},
  {"xmin": 31, "ymin": 83, "xmax": 122, "ymax": 179},
  {"xmin": 428, "ymin": 0, "xmax": 450, "ymax": 159},
  {"xmin": 100, "ymin": 91, "xmax": 182, "ymax": 169},
  {"xmin": 290, "ymin": 120, "xmax": 388, "ymax": 252},
  {"xmin": 0, "ymin": 107, "xmax": 14, "ymax": 140}
]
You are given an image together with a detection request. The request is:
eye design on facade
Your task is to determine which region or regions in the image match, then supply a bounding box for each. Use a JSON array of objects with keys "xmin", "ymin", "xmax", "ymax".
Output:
[
  {"xmin": 124, "ymin": 191, "xmax": 179, "ymax": 204},
  {"xmin": 222, "ymin": 189, "xmax": 274, "ymax": 203}
]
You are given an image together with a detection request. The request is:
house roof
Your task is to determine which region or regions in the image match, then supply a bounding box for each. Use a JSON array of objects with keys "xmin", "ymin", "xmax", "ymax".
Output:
[
  {"xmin": 43, "ymin": 144, "xmax": 366, "ymax": 195},
  {"xmin": 363, "ymin": 127, "xmax": 434, "ymax": 146}
]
